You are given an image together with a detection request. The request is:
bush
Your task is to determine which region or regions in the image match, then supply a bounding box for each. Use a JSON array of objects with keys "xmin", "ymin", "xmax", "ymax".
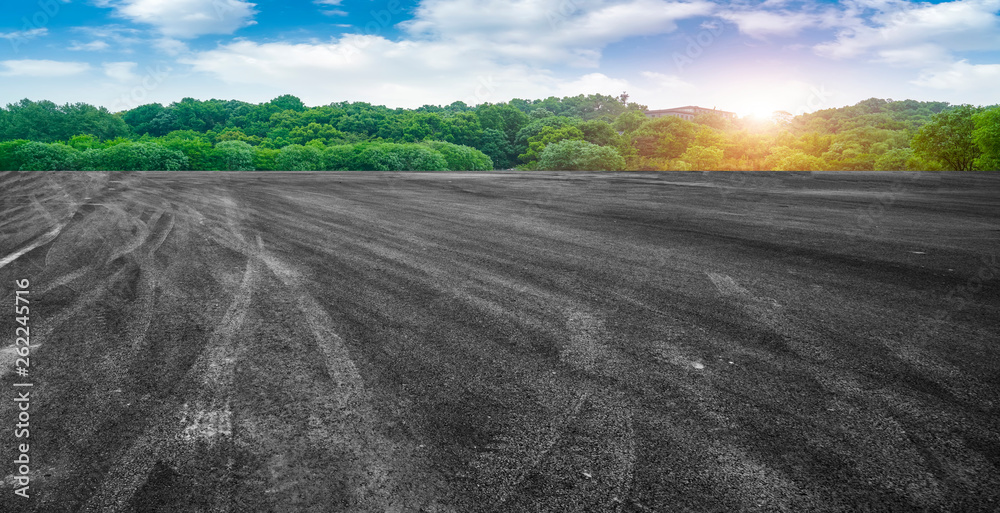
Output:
[
  {"xmin": 537, "ymin": 139, "xmax": 625, "ymax": 171},
  {"xmin": 81, "ymin": 142, "xmax": 188, "ymax": 170},
  {"xmin": 15, "ymin": 142, "xmax": 82, "ymax": 170},
  {"xmin": 215, "ymin": 140, "xmax": 256, "ymax": 171},
  {"xmin": 0, "ymin": 140, "xmax": 31, "ymax": 170},
  {"xmin": 394, "ymin": 144, "xmax": 449, "ymax": 171},
  {"xmin": 254, "ymin": 147, "xmax": 280, "ymax": 171},
  {"xmin": 423, "ymin": 141, "xmax": 492, "ymax": 170},
  {"xmin": 276, "ymin": 144, "xmax": 323, "ymax": 171}
]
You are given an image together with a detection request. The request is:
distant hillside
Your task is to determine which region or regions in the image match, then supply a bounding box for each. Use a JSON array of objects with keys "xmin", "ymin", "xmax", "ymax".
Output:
[{"xmin": 0, "ymin": 95, "xmax": 997, "ymax": 171}]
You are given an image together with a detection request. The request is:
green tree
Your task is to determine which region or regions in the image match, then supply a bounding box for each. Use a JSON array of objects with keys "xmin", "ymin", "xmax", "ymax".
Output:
[
  {"xmin": 519, "ymin": 125, "xmax": 584, "ymax": 165},
  {"xmin": 911, "ymin": 105, "xmax": 983, "ymax": 171},
  {"xmin": 215, "ymin": 141, "xmax": 256, "ymax": 171},
  {"xmin": 423, "ymin": 141, "xmax": 492, "ymax": 170},
  {"xmin": 972, "ymin": 106, "xmax": 1000, "ymax": 170},
  {"xmin": 764, "ymin": 146, "xmax": 827, "ymax": 171},
  {"xmin": 538, "ymin": 140, "xmax": 625, "ymax": 171},
  {"xmin": 873, "ymin": 148, "xmax": 915, "ymax": 171},
  {"xmin": 612, "ymin": 110, "xmax": 647, "ymax": 134},
  {"xmin": 0, "ymin": 140, "xmax": 30, "ymax": 170},
  {"xmin": 479, "ymin": 129, "xmax": 517, "ymax": 169},
  {"xmin": 631, "ymin": 116, "xmax": 698, "ymax": 159},
  {"xmin": 84, "ymin": 142, "xmax": 188, "ymax": 170},
  {"xmin": 15, "ymin": 142, "xmax": 82, "ymax": 170},
  {"xmin": 680, "ymin": 145, "xmax": 724, "ymax": 170},
  {"xmin": 159, "ymin": 130, "xmax": 216, "ymax": 170},
  {"xmin": 276, "ymin": 144, "xmax": 324, "ymax": 171}
]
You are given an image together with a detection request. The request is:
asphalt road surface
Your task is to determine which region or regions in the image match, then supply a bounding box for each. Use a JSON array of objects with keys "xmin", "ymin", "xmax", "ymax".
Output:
[{"xmin": 1, "ymin": 170, "xmax": 998, "ymax": 512}]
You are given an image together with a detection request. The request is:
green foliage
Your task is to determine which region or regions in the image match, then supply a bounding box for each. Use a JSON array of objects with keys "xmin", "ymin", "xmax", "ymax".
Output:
[
  {"xmin": 276, "ymin": 144, "xmax": 324, "ymax": 171},
  {"xmin": 911, "ymin": 105, "xmax": 983, "ymax": 171},
  {"xmin": 14, "ymin": 142, "xmax": 81, "ymax": 170},
  {"xmin": 613, "ymin": 110, "xmax": 647, "ymax": 134},
  {"xmin": 537, "ymin": 140, "xmax": 625, "ymax": 171},
  {"xmin": 84, "ymin": 142, "xmax": 188, "ymax": 171},
  {"xmin": 215, "ymin": 141, "xmax": 256, "ymax": 171},
  {"xmin": 972, "ymin": 106, "xmax": 1000, "ymax": 170},
  {"xmin": 0, "ymin": 94, "xmax": 988, "ymax": 171},
  {"xmin": 631, "ymin": 116, "xmax": 698, "ymax": 159},
  {"xmin": 680, "ymin": 145, "xmax": 724, "ymax": 170},
  {"xmin": 159, "ymin": 130, "xmax": 216, "ymax": 170},
  {"xmin": 478, "ymin": 129, "xmax": 517, "ymax": 169},
  {"xmin": 0, "ymin": 140, "xmax": 31, "ymax": 170},
  {"xmin": 0, "ymin": 99, "xmax": 129, "ymax": 142},
  {"xmin": 873, "ymin": 148, "xmax": 915, "ymax": 171},
  {"xmin": 519, "ymin": 125, "xmax": 584, "ymax": 165},
  {"xmin": 764, "ymin": 146, "xmax": 827, "ymax": 171},
  {"xmin": 422, "ymin": 141, "xmax": 492, "ymax": 171},
  {"xmin": 254, "ymin": 147, "xmax": 280, "ymax": 171}
]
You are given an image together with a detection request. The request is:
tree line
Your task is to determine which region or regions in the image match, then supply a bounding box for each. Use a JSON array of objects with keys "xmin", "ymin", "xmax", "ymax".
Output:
[{"xmin": 0, "ymin": 94, "xmax": 997, "ymax": 171}]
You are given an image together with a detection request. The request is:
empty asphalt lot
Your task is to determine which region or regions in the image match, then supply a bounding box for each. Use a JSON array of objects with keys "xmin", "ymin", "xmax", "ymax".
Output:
[{"xmin": 1, "ymin": 170, "xmax": 998, "ymax": 512}]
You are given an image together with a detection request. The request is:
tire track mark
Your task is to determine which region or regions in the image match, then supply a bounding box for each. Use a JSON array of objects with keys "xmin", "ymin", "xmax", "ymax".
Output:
[
  {"xmin": 81, "ymin": 252, "xmax": 260, "ymax": 513},
  {"xmin": 0, "ymin": 222, "xmax": 67, "ymax": 269},
  {"xmin": 252, "ymin": 234, "xmax": 403, "ymax": 511}
]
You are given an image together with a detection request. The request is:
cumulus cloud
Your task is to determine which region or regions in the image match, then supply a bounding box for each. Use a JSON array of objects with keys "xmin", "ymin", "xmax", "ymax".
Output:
[
  {"xmin": 103, "ymin": 61, "xmax": 139, "ymax": 81},
  {"xmin": 716, "ymin": 10, "xmax": 819, "ymax": 38},
  {"xmin": 402, "ymin": 0, "xmax": 714, "ymax": 66},
  {"xmin": 69, "ymin": 40, "xmax": 111, "ymax": 51},
  {"xmin": 0, "ymin": 60, "xmax": 90, "ymax": 77},
  {"xmin": 0, "ymin": 28, "xmax": 49, "ymax": 41},
  {"xmin": 100, "ymin": 0, "xmax": 258, "ymax": 38},
  {"xmin": 814, "ymin": 0, "xmax": 1000, "ymax": 59},
  {"xmin": 912, "ymin": 60, "xmax": 1000, "ymax": 90}
]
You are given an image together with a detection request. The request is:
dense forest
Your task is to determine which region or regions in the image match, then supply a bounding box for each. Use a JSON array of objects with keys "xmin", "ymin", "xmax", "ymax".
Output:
[{"xmin": 0, "ymin": 94, "xmax": 997, "ymax": 171}]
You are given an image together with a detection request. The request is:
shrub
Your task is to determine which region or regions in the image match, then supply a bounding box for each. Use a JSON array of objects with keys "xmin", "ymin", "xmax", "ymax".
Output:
[
  {"xmin": 537, "ymin": 139, "xmax": 625, "ymax": 171},
  {"xmin": 215, "ymin": 140, "xmax": 255, "ymax": 171}
]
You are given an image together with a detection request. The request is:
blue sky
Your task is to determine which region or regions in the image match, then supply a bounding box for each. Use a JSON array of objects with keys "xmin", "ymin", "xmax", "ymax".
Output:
[{"xmin": 1, "ymin": 0, "xmax": 997, "ymax": 117}]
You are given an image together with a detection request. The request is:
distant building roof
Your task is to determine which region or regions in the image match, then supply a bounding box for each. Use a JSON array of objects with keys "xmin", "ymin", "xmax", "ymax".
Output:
[{"xmin": 646, "ymin": 106, "xmax": 736, "ymax": 119}]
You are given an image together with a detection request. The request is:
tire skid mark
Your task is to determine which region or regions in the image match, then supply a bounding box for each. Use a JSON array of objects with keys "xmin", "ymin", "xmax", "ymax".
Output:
[
  {"xmin": 253, "ymin": 234, "xmax": 402, "ymax": 510},
  {"xmin": 37, "ymin": 267, "xmax": 90, "ymax": 295},
  {"xmin": 103, "ymin": 204, "xmax": 154, "ymax": 266},
  {"xmin": 0, "ymin": 262, "xmax": 130, "ymax": 377},
  {"xmin": 705, "ymin": 271, "xmax": 835, "ymax": 362},
  {"xmin": 81, "ymin": 252, "xmax": 259, "ymax": 513},
  {"xmin": 0, "ymin": 222, "xmax": 67, "ymax": 269},
  {"xmin": 480, "ymin": 392, "xmax": 589, "ymax": 507},
  {"xmin": 334, "ymin": 235, "xmax": 640, "ymax": 507}
]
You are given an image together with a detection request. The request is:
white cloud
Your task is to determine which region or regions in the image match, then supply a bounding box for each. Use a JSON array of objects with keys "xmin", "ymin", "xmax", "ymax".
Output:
[
  {"xmin": 717, "ymin": 10, "xmax": 820, "ymax": 38},
  {"xmin": 183, "ymin": 36, "xmax": 670, "ymax": 108},
  {"xmin": 69, "ymin": 40, "xmax": 111, "ymax": 51},
  {"xmin": 100, "ymin": 0, "xmax": 258, "ymax": 38},
  {"xmin": 912, "ymin": 60, "xmax": 1000, "ymax": 90},
  {"xmin": 640, "ymin": 70, "xmax": 696, "ymax": 91},
  {"xmin": 402, "ymin": 0, "xmax": 714, "ymax": 66},
  {"xmin": 153, "ymin": 37, "xmax": 189, "ymax": 56},
  {"xmin": 103, "ymin": 61, "xmax": 138, "ymax": 81},
  {"xmin": 0, "ymin": 28, "xmax": 48, "ymax": 40},
  {"xmin": 815, "ymin": 0, "xmax": 1000, "ymax": 59},
  {"xmin": 0, "ymin": 60, "xmax": 90, "ymax": 77},
  {"xmin": 874, "ymin": 44, "xmax": 952, "ymax": 67}
]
